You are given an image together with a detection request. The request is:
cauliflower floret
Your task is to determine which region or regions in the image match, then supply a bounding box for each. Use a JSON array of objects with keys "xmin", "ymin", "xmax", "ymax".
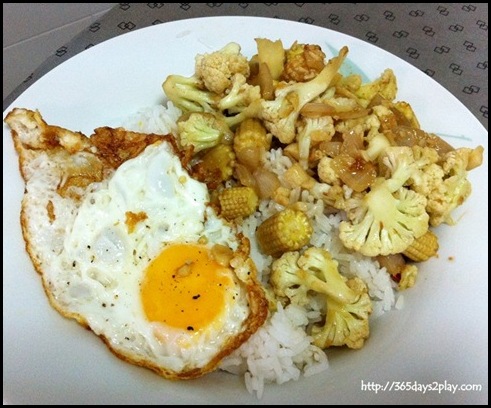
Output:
[
  {"xmin": 163, "ymin": 46, "xmax": 258, "ymax": 124},
  {"xmin": 411, "ymin": 145, "xmax": 440, "ymax": 166},
  {"xmin": 339, "ymin": 147, "xmax": 430, "ymax": 257},
  {"xmin": 296, "ymin": 116, "xmax": 335, "ymax": 168},
  {"xmin": 323, "ymin": 185, "xmax": 347, "ymax": 211},
  {"xmin": 270, "ymin": 248, "xmax": 372, "ymax": 349},
  {"xmin": 334, "ymin": 113, "xmax": 380, "ymax": 135},
  {"xmin": 338, "ymin": 73, "xmax": 363, "ymax": 92},
  {"xmin": 407, "ymin": 146, "xmax": 444, "ymax": 197},
  {"xmin": 355, "ymin": 68, "xmax": 398, "ymax": 106},
  {"xmin": 397, "ymin": 264, "xmax": 418, "ymax": 290},
  {"xmin": 407, "ymin": 145, "xmax": 483, "ymax": 226},
  {"xmin": 411, "ymin": 162, "xmax": 445, "ymax": 197},
  {"xmin": 217, "ymin": 73, "xmax": 261, "ymax": 113},
  {"xmin": 340, "ymin": 184, "xmax": 429, "ymax": 256},
  {"xmin": 381, "ymin": 146, "xmax": 420, "ymax": 190},
  {"xmin": 163, "ymin": 72, "xmax": 262, "ymax": 129},
  {"xmin": 363, "ymin": 131, "xmax": 392, "ymax": 161},
  {"xmin": 163, "ymin": 74, "xmax": 217, "ymax": 112},
  {"xmin": 316, "ymin": 157, "xmax": 347, "ymax": 210},
  {"xmin": 323, "ymin": 96, "xmax": 360, "ymax": 112},
  {"xmin": 281, "ymin": 42, "xmax": 326, "ymax": 82},
  {"xmin": 371, "ymin": 104, "xmax": 399, "ymax": 131},
  {"xmin": 177, "ymin": 112, "xmax": 233, "ymax": 153},
  {"xmin": 299, "ymin": 116, "xmax": 335, "ymax": 145},
  {"xmin": 260, "ymin": 95, "xmax": 299, "ymax": 144},
  {"xmin": 318, "ymin": 156, "xmax": 341, "ymax": 185},
  {"xmin": 195, "ymin": 42, "xmax": 250, "ymax": 94},
  {"xmin": 312, "ymin": 277, "xmax": 372, "ymax": 349},
  {"xmin": 270, "ymin": 251, "xmax": 310, "ymax": 306},
  {"xmin": 425, "ymin": 147, "xmax": 481, "ymax": 226},
  {"xmin": 261, "ymin": 47, "xmax": 348, "ymax": 143}
]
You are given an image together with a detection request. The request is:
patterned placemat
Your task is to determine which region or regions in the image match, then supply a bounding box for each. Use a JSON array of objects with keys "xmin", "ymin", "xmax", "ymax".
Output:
[{"xmin": 3, "ymin": 3, "xmax": 488, "ymax": 130}]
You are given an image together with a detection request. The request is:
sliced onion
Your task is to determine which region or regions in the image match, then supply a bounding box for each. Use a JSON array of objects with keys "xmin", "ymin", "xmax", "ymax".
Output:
[
  {"xmin": 234, "ymin": 163, "xmax": 257, "ymax": 190},
  {"xmin": 424, "ymin": 132, "xmax": 455, "ymax": 155},
  {"xmin": 390, "ymin": 107, "xmax": 411, "ymax": 127},
  {"xmin": 236, "ymin": 146, "xmax": 263, "ymax": 170},
  {"xmin": 300, "ymin": 103, "xmax": 336, "ymax": 118},
  {"xmin": 376, "ymin": 254, "xmax": 406, "ymax": 276},
  {"xmin": 332, "ymin": 153, "xmax": 377, "ymax": 192},
  {"xmin": 253, "ymin": 168, "xmax": 281, "ymax": 199},
  {"xmin": 467, "ymin": 146, "xmax": 484, "ymax": 170},
  {"xmin": 318, "ymin": 141, "xmax": 342, "ymax": 157},
  {"xmin": 379, "ymin": 112, "xmax": 398, "ymax": 132},
  {"xmin": 301, "ymin": 101, "xmax": 370, "ymax": 120},
  {"xmin": 367, "ymin": 93, "xmax": 388, "ymax": 108},
  {"xmin": 258, "ymin": 62, "xmax": 275, "ymax": 101},
  {"xmin": 388, "ymin": 126, "xmax": 454, "ymax": 156},
  {"xmin": 341, "ymin": 130, "xmax": 364, "ymax": 156},
  {"xmin": 332, "ymin": 108, "xmax": 370, "ymax": 120}
]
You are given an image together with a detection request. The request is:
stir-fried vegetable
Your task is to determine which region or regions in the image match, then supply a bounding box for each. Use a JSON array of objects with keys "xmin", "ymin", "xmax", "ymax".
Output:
[{"xmin": 161, "ymin": 38, "xmax": 484, "ymax": 351}]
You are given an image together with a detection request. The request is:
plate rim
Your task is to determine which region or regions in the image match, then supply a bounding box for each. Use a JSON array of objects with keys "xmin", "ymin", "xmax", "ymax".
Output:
[{"xmin": 3, "ymin": 15, "xmax": 488, "ymax": 405}]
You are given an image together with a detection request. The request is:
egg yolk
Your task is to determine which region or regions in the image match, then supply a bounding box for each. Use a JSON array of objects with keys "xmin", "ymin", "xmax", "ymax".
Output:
[{"xmin": 141, "ymin": 243, "xmax": 233, "ymax": 331}]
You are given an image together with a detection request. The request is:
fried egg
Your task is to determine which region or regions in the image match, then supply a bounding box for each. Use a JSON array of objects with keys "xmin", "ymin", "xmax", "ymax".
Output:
[{"xmin": 5, "ymin": 108, "xmax": 268, "ymax": 380}]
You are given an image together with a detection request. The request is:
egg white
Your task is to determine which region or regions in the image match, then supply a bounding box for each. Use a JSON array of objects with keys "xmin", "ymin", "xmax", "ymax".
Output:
[{"xmin": 20, "ymin": 138, "xmax": 263, "ymax": 378}]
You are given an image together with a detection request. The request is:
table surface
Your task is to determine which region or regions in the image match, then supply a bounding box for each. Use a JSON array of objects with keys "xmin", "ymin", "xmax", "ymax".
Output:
[
  {"xmin": 2, "ymin": 4, "xmax": 488, "ymax": 405},
  {"xmin": 3, "ymin": 3, "xmax": 488, "ymax": 131}
]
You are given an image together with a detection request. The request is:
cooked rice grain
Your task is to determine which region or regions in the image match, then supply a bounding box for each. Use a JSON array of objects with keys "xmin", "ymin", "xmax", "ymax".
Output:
[
  {"xmin": 124, "ymin": 104, "xmax": 399, "ymax": 399},
  {"xmin": 123, "ymin": 102, "xmax": 181, "ymax": 135},
  {"xmin": 220, "ymin": 303, "xmax": 328, "ymax": 398}
]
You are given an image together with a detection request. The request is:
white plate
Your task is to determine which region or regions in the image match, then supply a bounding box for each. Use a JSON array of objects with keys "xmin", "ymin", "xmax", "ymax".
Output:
[{"xmin": 3, "ymin": 16, "xmax": 488, "ymax": 404}]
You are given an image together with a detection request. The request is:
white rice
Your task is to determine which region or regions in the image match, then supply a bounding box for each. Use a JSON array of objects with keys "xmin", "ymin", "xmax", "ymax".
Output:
[
  {"xmin": 220, "ymin": 303, "xmax": 328, "ymax": 399},
  {"xmin": 122, "ymin": 102, "xmax": 181, "ymax": 135},
  {"xmin": 123, "ymin": 104, "xmax": 400, "ymax": 398}
]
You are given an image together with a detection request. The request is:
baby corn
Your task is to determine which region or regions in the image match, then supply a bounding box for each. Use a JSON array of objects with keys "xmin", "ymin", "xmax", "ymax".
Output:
[
  {"xmin": 256, "ymin": 208, "xmax": 313, "ymax": 257},
  {"xmin": 403, "ymin": 230, "xmax": 439, "ymax": 262},
  {"xmin": 218, "ymin": 186, "xmax": 258, "ymax": 220},
  {"xmin": 234, "ymin": 118, "xmax": 270, "ymax": 154}
]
